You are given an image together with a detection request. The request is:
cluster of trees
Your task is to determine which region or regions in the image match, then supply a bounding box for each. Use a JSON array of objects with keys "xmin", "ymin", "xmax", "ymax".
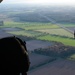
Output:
[
  {"xmin": 9, "ymin": 10, "xmax": 75, "ymax": 23},
  {"xmin": 10, "ymin": 13, "xmax": 49, "ymax": 23},
  {"xmin": 40, "ymin": 6, "xmax": 75, "ymax": 24},
  {"xmin": 34, "ymin": 42, "xmax": 75, "ymax": 58}
]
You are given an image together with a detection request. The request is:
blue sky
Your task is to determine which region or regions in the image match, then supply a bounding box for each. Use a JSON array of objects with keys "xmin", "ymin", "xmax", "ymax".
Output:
[{"xmin": 1, "ymin": 0, "xmax": 75, "ymax": 5}]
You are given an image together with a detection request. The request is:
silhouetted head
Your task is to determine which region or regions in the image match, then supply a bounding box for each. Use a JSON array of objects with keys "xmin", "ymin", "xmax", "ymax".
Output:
[
  {"xmin": 0, "ymin": 36, "xmax": 30, "ymax": 75},
  {"xmin": 0, "ymin": 0, "xmax": 3, "ymax": 3}
]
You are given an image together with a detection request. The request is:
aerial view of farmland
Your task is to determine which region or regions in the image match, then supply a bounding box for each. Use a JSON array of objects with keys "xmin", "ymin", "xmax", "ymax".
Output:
[{"xmin": 0, "ymin": 2, "xmax": 75, "ymax": 75}]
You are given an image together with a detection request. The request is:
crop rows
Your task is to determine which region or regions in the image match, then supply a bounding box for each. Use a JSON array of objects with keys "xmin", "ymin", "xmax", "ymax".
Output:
[{"xmin": 36, "ymin": 29, "xmax": 73, "ymax": 38}]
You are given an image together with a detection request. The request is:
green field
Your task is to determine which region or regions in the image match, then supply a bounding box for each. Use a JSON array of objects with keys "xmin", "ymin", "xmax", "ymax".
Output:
[
  {"xmin": 8, "ymin": 30, "xmax": 43, "ymax": 37},
  {"xmin": 36, "ymin": 29, "xmax": 73, "ymax": 38},
  {"xmin": 68, "ymin": 54, "xmax": 75, "ymax": 61},
  {"xmin": 37, "ymin": 35, "xmax": 75, "ymax": 46},
  {"xmin": 0, "ymin": 21, "xmax": 75, "ymax": 46},
  {"xmin": 3, "ymin": 21, "xmax": 60, "ymax": 30}
]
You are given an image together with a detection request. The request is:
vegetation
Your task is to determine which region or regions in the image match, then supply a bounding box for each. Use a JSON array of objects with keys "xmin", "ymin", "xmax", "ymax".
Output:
[
  {"xmin": 67, "ymin": 54, "xmax": 75, "ymax": 61},
  {"xmin": 3, "ymin": 21, "xmax": 59, "ymax": 30},
  {"xmin": 0, "ymin": 4, "xmax": 75, "ymax": 47},
  {"xmin": 37, "ymin": 35, "xmax": 75, "ymax": 46},
  {"xmin": 1, "ymin": 4, "xmax": 75, "ymax": 74},
  {"xmin": 36, "ymin": 29, "xmax": 73, "ymax": 38},
  {"xmin": 8, "ymin": 30, "xmax": 43, "ymax": 37},
  {"xmin": 33, "ymin": 42, "xmax": 75, "ymax": 58},
  {"xmin": 0, "ymin": 21, "xmax": 75, "ymax": 46}
]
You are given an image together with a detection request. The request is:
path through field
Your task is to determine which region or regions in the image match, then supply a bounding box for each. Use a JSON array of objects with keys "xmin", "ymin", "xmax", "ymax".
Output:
[{"xmin": 39, "ymin": 13, "xmax": 73, "ymax": 34}]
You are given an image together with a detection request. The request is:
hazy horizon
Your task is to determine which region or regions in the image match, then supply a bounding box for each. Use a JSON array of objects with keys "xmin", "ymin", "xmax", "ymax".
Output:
[{"xmin": 1, "ymin": 0, "xmax": 75, "ymax": 6}]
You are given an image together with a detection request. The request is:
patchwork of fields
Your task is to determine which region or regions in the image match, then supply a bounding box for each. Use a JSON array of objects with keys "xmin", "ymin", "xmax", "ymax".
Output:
[
  {"xmin": 0, "ymin": 21, "xmax": 75, "ymax": 46},
  {"xmin": 1, "ymin": 4, "xmax": 75, "ymax": 75}
]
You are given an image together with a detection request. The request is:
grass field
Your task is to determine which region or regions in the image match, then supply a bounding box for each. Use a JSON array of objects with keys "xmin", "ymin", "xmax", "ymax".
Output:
[
  {"xmin": 8, "ymin": 30, "xmax": 43, "ymax": 37},
  {"xmin": 37, "ymin": 35, "xmax": 75, "ymax": 46},
  {"xmin": 3, "ymin": 21, "xmax": 60, "ymax": 30},
  {"xmin": 68, "ymin": 54, "xmax": 75, "ymax": 61},
  {"xmin": 36, "ymin": 29, "xmax": 73, "ymax": 38},
  {"xmin": 0, "ymin": 21, "xmax": 75, "ymax": 46}
]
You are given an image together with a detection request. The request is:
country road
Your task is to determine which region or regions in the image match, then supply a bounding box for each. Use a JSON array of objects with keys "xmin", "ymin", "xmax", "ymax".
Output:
[{"xmin": 39, "ymin": 13, "xmax": 74, "ymax": 34}]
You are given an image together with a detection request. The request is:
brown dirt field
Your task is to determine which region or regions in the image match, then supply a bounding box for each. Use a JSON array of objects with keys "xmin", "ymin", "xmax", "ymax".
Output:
[
  {"xmin": 26, "ymin": 40, "xmax": 54, "ymax": 51},
  {"xmin": 0, "ymin": 30, "xmax": 13, "ymax": 38},
  {"xmin": 28, "ymin": 59, "xmax": 75, "ymax": 75},
  {"xmin": 28, "ymin": 53, "xmax": 53, "ymax": 69},
  {"xmin": 0, "ymin": 27, "xmax": 23, "ymax": 31}
]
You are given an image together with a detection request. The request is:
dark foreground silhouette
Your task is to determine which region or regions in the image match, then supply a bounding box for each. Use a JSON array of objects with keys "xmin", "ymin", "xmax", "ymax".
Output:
[
  {"xmin": 74, "ymin": 30, "xmax": 75, "ymax": 39},
  {"xmin": 0, "ymin": 0, "xmax": 3, "ymax": 3},
  {"xmin": 0, "ymin": 36, "xmax": 30, "ymax": 75}
]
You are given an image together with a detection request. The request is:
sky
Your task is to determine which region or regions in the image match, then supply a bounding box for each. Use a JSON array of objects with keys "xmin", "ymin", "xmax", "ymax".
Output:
[{"xmin": 1, "ymin": 0, "xmax": 75, "ymax": 6}]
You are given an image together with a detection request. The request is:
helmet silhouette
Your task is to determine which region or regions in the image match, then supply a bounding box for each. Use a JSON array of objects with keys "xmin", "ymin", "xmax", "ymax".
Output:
[{"xmin": 0, "ymin": 36, "xmax": 30, "ymax": 75}]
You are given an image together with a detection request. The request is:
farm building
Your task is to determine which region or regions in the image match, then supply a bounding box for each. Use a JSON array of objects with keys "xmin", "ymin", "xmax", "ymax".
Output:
[{"xmin": 0, "ymin": 21, "xmax": 3, "ymax": 26}]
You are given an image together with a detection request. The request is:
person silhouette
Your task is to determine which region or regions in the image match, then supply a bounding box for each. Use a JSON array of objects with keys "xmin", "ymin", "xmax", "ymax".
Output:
[
  {"xmin": 0, "ymin": 36, "xmax": 30, "ymax": 75},
  {"xmin": 74, "ymin": 30, "xmax": 75, "ymax": 39},
  {"xmin": 0, "ymin": 0, "xmax": 3, "ymax": 3}
]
